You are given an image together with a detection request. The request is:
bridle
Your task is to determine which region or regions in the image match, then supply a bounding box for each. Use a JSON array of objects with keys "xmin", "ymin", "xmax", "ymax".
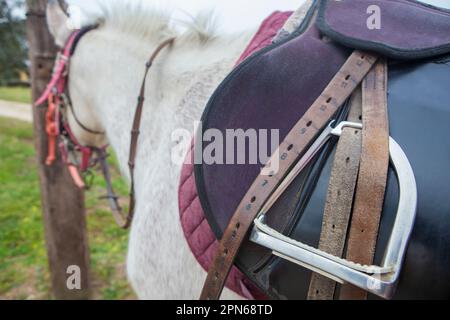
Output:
[{"xmin": 36, "ymin": 26, "xmax": 175, "ymax": 229}]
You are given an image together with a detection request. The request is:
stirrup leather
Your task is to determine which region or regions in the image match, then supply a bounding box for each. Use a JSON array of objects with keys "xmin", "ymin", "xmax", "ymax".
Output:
[{"xmin": 250, "ymin": 121, "xmax": 418, "ymax": 299}]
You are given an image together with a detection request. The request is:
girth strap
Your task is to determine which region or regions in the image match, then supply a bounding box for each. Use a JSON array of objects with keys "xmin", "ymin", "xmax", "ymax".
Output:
[
  {"xmin": 307, "ymin": 90, "xmax": 363, "ymax": 300},
  {"xmin": 340, "ymin": 60, "xmax": 389, "ymax": 300},
  {"xmin": 200, "ymin": 51, "xmax": 378, "ymax": 300}
]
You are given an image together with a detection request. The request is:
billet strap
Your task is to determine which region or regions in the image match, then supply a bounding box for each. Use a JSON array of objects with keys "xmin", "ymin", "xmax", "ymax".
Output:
[
  {"xmin": 124, "ymin": 37, "xmax": 176, "ymax": 229},
  {"xmin": 340, "ymin": 60, "xmax": 389, "ymax": 300},
  {"xmin": 307, "ymin": 90, "xmax": 363, "ymax": 300},
  {"xmin": 200, "ymin": 51, "xmax": 378, "ymax": 300}
]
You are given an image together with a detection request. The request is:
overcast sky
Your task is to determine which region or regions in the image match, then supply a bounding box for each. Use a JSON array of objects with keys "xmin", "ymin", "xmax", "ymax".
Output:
[
  {"xmin": 12, "ymin": 0, "xmax": 450, "ymax": 26},
  {"xmin": 65, "ymin": 0, "xmax": 450, "ymax": 34},
  {"xmin": 66, "ymin": 0, "xmax": 304, "ymax": 33}
]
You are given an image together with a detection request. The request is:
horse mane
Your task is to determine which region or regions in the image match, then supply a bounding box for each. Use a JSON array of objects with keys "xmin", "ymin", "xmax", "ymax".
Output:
[{"xmin": 75, "ymin": 0, "xmax": 218, "ymax": 43}]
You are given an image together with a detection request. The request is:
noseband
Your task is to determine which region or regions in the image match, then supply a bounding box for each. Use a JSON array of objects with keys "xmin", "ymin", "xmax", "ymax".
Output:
[{"xmin": 36, "ymin": 26, "xmax": 175, "ymax": 229}]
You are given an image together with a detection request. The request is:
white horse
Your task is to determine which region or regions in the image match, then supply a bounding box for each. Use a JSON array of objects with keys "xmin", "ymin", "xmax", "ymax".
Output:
[
  {"xmin": 46, "ymin": 0, "xmax": 257, "ymax": 299},
  {"xmin": 45, "ymin": 0, "xmax": 450, "ymax": 300}
]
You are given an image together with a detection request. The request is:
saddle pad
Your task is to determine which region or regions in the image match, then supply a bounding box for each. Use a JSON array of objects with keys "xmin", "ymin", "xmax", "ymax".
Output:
[{"xmin": 178, "ymin": 11, "xmax": 292, "ymax": 300}]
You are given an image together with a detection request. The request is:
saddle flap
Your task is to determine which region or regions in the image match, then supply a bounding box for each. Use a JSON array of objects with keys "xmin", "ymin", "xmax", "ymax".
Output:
[{"xmin": 317, "ymin": 0, "xmax": 450, "ymax": 59}]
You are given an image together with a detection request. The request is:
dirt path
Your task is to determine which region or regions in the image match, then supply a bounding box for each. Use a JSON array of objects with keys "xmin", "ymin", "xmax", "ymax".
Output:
[{"xmin": 0, "ymin": 99, "xmax": 32, "ymax": 123}]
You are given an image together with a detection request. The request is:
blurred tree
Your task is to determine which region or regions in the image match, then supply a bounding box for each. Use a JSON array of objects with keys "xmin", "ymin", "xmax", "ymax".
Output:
[{"xmin": 0, "ymin": 0, "xmax": 27, "ymax": 85}]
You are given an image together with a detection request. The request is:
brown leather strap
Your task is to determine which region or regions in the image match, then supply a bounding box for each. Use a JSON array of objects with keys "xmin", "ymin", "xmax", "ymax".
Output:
[
  {"xmin": 307, "ymin": 90, "xmax": 362, "ymax": 300},
  {"xmin": 115, "ymin": 38, "xmax": 175, "ymax": 229},
  {"xmin": 340, "ymin": 59, "xmax": 389, "ymax": 300},
  {"xmin": 200, "ymin": 51, "xmax": 378, "ymax": 300}
]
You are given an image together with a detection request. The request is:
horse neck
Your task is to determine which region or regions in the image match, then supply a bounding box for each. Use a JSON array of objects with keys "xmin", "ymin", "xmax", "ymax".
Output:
[{"xmin": 74, "ymin": 27, "xmax": 254, "ymax": 181}]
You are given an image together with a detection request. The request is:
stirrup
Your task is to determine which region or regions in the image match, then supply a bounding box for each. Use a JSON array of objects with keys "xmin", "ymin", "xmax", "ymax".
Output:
[{"xmin": 250, "ymin": 121, "xmax": 418, "ymax": 299}]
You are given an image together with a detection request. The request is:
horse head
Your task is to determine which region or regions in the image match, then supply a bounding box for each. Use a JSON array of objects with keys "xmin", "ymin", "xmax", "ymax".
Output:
[{"xmin": 46, "ymin": 0, "xmax": 107, "ymax": 149}]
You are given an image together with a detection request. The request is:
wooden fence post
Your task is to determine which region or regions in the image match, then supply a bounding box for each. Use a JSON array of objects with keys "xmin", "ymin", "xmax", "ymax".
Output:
[{"xmin": 26, "ymin": 0, "xmax": 90, "ymax": 300}]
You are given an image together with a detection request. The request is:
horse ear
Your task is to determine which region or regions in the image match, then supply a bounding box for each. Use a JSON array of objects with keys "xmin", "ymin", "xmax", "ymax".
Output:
[{"xmin": 46, "ymin": 0, "xmax": 72, "ymax": 47}]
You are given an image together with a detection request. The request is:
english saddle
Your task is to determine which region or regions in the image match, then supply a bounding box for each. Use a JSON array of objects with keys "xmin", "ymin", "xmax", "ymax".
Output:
[{"xmin": 196, "ymin": 0, "xmax": 450, "ymax": 299}]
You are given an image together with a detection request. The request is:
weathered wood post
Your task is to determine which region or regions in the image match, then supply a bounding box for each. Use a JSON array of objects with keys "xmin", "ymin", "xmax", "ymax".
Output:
[{"xmin": 26, "ymin": 0, "xmax": 90, "ymax": 300}]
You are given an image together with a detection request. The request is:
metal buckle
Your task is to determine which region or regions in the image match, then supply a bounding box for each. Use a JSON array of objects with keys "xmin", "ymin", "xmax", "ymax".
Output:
[{"xmin": 250, "ymin": 121, "xmax": 418, "ymax": 299}]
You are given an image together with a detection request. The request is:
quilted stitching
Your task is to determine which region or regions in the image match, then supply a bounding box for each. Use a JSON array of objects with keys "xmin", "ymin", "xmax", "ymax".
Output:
[{"xmin": 178, "ymin": 11, "xmax": 292, "ymax": 300}]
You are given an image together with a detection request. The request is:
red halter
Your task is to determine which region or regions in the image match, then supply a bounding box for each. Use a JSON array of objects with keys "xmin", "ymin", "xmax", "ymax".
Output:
[
  {"xmin": 35, "ymin": 26, "xmax": 175, "ymax": 228},
  {"xmin": 35, "ymin": 27, "xmax": 102, "ymax": 189}
]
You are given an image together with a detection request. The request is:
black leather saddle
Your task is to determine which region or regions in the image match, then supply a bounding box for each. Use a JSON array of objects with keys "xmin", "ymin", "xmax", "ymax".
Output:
[{"xmin": 196, "ymin": 0, "xmax": 450, "ymax": 299}]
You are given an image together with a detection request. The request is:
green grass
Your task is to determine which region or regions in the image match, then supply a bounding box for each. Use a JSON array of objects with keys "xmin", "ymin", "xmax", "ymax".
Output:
[
  {"xmin": 0, "ymin": 87, "xmax": 32, "ymax": 104},
  {"xmin": 0, "ymin": 117, "xmax": 135, "ymax": 300}
]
